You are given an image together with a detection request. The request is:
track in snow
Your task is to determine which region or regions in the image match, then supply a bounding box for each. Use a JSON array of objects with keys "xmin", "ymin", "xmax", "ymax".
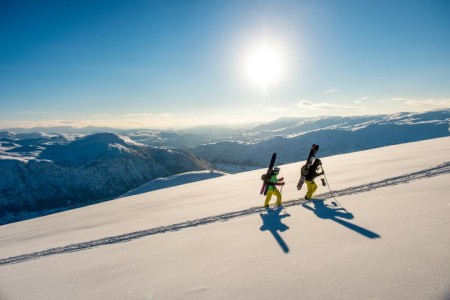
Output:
[{"xmin": 1, "ymin": 162, "xmax": 449, "ymax": 266}]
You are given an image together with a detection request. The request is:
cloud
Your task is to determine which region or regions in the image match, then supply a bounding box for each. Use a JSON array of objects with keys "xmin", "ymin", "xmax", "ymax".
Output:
[
  {"xmin": 355, "ymin": 96, "xmax": 369, "ymax": 104},
  {"xmin": 323, "ymin": 88, "xmax": 338, "ymax": 94},
  {"xmin": 0, "ymin": 119, "xmax": 79, "ymax": 129},
  {"xmin": 297, "ymin": 100, "xmax": 361, "ymax": 111},
  {"xmin": 123, "ymin": 113, "xmax": 155, "ymax": 118},
  {"xmin": 91, "ymin": 114, "xmax": 112, "ymax": 118},
  {"xmin": 391, "ymin": 97, "xmax": 407, "ymax": 101},
  {"xmin": 122, "ymin": 113, "xmax": 173, "ymax": 118},
  {"xmin": 298, "ymin": 100, "xmax": 313, "ymax": 107},
  {"xmin": 389, "ymin": 97, "xmax": 450, "ymax": 108},
  {"xmin": 404, "ymin": 98, "xmax": 450, "ymax": 107}
]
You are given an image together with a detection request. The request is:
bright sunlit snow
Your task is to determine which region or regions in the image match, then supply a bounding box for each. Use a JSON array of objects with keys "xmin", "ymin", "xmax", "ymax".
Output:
[
  {"xmin": 119, "ymin": 170, "xmax": 227, "ymax": 198},
  {"xmin": 0, "ymin": 137, "xmax": 449, "ymax": 299}
]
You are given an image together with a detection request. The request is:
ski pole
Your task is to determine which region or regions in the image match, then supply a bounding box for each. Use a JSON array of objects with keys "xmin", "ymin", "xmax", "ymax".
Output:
[{"xmin": 321, "ymin": 167, "xmax": 347, "ymax": 212}]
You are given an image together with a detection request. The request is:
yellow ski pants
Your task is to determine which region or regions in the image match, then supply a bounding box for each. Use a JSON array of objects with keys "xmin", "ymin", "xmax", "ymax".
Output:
[
  {"xmin": 305, "ymin": 180, "xmax": 317, "ymax": 200},
  {"xmin": 264, "ymin": 188, "xmax": 282, "ymax": 207}
]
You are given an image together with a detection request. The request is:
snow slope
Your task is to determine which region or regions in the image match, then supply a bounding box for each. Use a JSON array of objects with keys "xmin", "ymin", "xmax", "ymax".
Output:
[
  {"xmin": 0, "ymin": 137, "xmax": 449, "ymax": 299},
  {"xmin": 119, "ymin": 170, "xmax": 227, "ymax": 198}
]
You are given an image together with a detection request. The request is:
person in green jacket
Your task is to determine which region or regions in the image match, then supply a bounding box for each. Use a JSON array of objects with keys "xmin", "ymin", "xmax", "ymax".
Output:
[{"xmin": 264, "ymin": 167, "xmax": 285, "ymax": 207}]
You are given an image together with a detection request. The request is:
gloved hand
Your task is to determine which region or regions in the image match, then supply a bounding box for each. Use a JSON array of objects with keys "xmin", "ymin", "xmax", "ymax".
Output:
[{"xmin": 279, "ymin": 177, "xmax": 284, "ymax": 181}]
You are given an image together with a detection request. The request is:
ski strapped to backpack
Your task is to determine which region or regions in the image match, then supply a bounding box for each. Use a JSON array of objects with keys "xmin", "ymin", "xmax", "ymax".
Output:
[
  {"xmin": 297, "ymin": 144, "xmax": 319, "ymax": 190},
  {"xmin": 260, "ymin": 153, "xmax": 277, "ymax": 195}
]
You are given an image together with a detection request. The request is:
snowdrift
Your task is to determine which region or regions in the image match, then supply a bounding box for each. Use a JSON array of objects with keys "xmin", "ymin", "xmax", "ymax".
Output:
[
  {"xmin": 119, "ymin": 170, "xmax": 227, "ymax": 198},
  {"xmin": 1, "ymin": 137, "xmax": 449, "ymax": 299}
]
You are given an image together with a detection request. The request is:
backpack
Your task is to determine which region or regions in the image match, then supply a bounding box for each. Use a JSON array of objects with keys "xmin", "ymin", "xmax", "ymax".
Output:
[
  {"xmin": 301, "ymin": 164, "xmax": 308, "ymax": 176},
  {"xmin": 261, "ymin": 170, "xmax": 274, "ymax": 182}
]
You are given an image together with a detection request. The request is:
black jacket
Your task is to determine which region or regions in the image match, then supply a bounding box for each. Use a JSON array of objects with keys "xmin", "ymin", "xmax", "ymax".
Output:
[{"xmin": 305, "ymin": 164, "xmax": 322, "ymax": 181}]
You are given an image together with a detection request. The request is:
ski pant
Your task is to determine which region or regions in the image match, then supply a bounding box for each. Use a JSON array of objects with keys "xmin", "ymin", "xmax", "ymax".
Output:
[
  {"xmin": 305, "ymin": 180, "xmax": 317, "ymax": 200},
  {"xmin": 264, "ymin": 188, "xmax": 282, "ymax": 207}
]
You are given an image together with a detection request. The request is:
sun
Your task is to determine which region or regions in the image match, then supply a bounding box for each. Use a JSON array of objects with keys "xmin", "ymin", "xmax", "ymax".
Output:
[{"xmin": 244, "ymin": 41, "xmax": 284, "ymax": 92}]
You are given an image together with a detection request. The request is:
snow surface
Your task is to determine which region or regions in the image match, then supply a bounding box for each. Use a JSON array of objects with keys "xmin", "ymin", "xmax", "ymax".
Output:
[
  {"xmin": 119, "ymin": 170, "xmax": 228, "ymax": 198},
  {"xmin": 0, "ymin": 137, "xmax": 449, "ymax": 299}
]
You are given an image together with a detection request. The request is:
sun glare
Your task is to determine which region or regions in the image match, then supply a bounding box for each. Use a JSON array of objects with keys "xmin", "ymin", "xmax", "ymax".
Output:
[{"xmin": 244, "ymin": 41, "xmax": 284, "ymax": 92}]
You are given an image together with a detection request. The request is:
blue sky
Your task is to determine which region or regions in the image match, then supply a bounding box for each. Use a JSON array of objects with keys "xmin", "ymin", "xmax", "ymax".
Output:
[{"xmin": 1, "ymin": 0, "xmax": 449, "ymax": 129}]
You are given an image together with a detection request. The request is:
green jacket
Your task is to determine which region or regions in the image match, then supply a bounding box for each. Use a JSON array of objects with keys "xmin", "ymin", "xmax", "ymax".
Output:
[{"xmin": 267, "ymin": 174, "xmax": 279, "ymax": 191}]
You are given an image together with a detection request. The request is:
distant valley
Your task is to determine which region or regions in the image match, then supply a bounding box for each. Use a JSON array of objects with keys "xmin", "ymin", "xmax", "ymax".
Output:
[{"xmin": 1, "ymin": 108, "xmax": 448, "ymax": 224}]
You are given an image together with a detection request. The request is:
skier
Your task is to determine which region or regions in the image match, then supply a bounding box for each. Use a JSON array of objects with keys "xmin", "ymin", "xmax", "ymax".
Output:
[
  {"xmin": 304, "ymin": 159, "xmax": 324, "ymax": 200},
  {"xmin": 264, "ymin": 167, "xmax": 285, "ymax": 207}
]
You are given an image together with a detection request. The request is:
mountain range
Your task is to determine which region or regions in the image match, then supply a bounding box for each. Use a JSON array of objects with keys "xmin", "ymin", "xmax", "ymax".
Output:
[
  {"xmin": 0, "ymin": 108, "xmax": 448, "ymax": 224},
  {"xmin": 1, "ymin": 137, "xmax": 449, "ymax": 299},
  {"xmin": 192, "ymin": 109, "xmax": 450, "ymax": 167},
  {"xmin": 0, "ymin": 133, "xmax": 209, "ymax": 224}
]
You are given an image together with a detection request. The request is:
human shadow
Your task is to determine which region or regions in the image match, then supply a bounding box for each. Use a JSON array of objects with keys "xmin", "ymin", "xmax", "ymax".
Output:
[
  {"xmin": 302, "ymin": 200, "xmax": 380, "ymax": 239},
  {"xmin": 259, "ymin": 207, "xmax": 291, "ymax": 253}
]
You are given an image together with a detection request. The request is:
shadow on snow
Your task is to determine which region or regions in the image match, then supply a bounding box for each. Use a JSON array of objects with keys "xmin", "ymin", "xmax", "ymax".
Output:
[
  {"xmin": 260, "ymin": 207, "xmax": 291, "ymax": 253},
  {"xmin": 1, "ymin": 162, "xmax": 447, "ymax": 265},
  {"xmin": 302, "ymin": 200, "xmax": 380, "ymax": 239}
]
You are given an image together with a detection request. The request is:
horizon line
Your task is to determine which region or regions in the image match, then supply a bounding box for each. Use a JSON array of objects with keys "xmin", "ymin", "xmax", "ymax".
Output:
[{"xmin": 0, "ymin": 107, "xmax": 448, "ymax": 131}]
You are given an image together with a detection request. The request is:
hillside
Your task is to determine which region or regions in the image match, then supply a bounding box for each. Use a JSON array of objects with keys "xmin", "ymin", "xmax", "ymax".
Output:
[
  {"xmin": 192, "ymin": 109, "xmax": 450, "ymax": 167},
  {"xmin": 2, "ymin": 109, "xmax": 447, "ymax": 225},
  {"xmin": 0, "ymin": 133, "xmax": 210, "ymax": 224},
  {"xmin": 1, "ymin": 137, "xmax": 449, "ymax": 299}
]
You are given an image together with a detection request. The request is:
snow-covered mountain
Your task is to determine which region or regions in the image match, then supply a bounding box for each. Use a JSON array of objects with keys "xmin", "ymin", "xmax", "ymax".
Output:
[
  {"xmin": 0, "ymin": 133, "xmax": 210, "ymax": 224},
  {"xmin": 193, "ymin": 109, "xmax": 450, "ymax": 167},
  {"xmin": 124, "ymin": 130, "xmax": 211, "ymax": 148},
  {"xmin": 0, "ymin": 127, "xmax": 229, "ymax": 149},
  {"xmin": 3, "ymin": 109, "xmax": 448, "ymax": 150},
  {"xmin": 0, "ymin": 137, "xmax": 448, "ymax": 299},
  {"xmin": 1, "ymin": 109, "xmax": 448, "ymax": 224},
  {"xmin": 242, "ymin": 109, "xmax": 450, "ymax": 140}
]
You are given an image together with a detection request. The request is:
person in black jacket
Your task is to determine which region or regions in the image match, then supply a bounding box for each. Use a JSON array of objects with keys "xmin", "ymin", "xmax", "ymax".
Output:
[{"xmin": 305, "ymin": 159, "xmax": 324, "ymax": 200}]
